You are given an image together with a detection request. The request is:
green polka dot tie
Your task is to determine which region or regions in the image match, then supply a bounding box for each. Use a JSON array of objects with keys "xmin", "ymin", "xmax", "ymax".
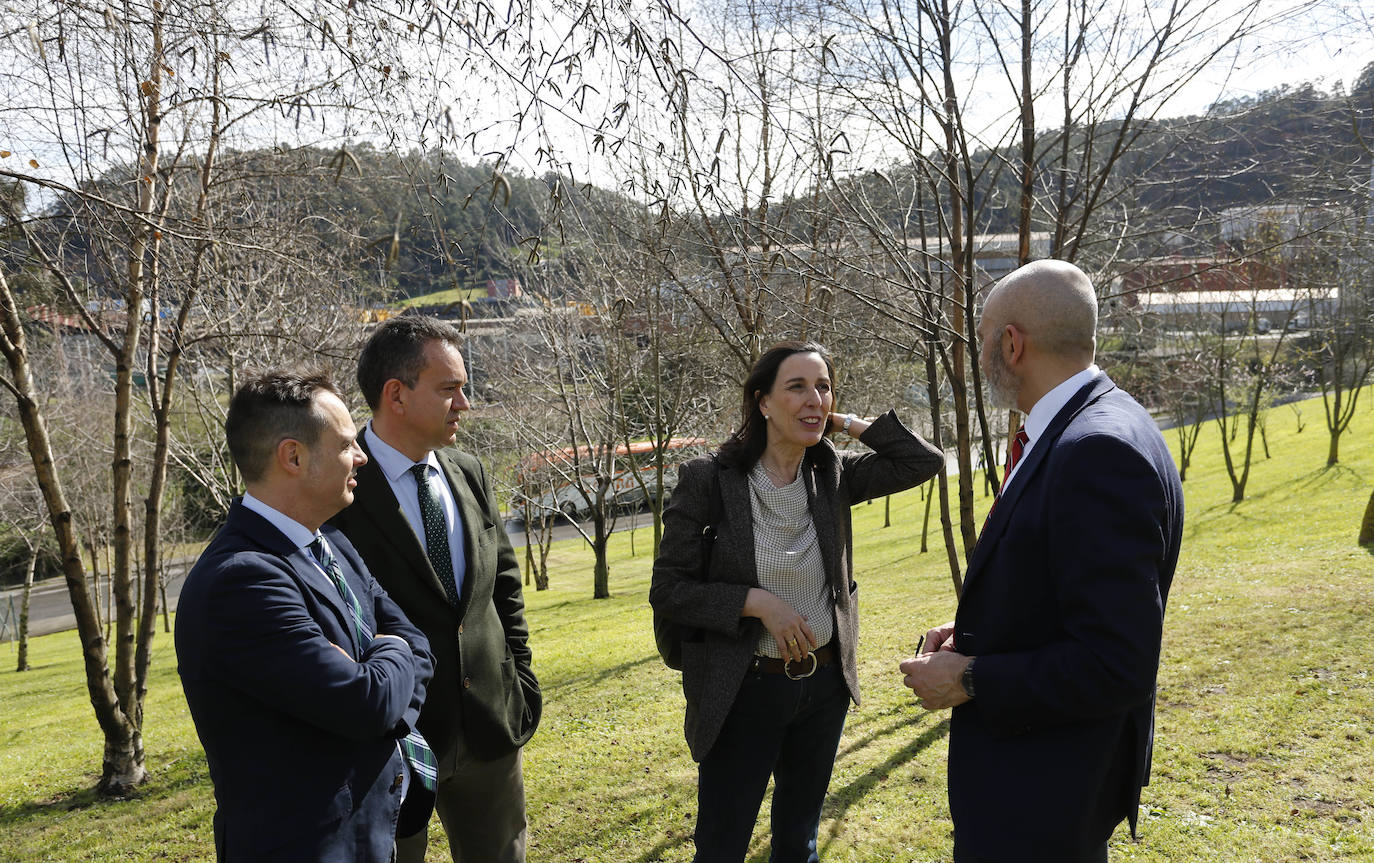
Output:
[{"xmin": 411, "ymin": 463, "xmax": 460, "ymax": 606}]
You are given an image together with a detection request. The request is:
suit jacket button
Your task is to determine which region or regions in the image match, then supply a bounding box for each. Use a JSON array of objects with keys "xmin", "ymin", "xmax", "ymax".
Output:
[
  {"xmin": 391, "ymin": 772, "xmax": 404, "ymax": 792},
  {"xmin": 462, "ymin": 677, "xmax": 472, "ymax": 689}
]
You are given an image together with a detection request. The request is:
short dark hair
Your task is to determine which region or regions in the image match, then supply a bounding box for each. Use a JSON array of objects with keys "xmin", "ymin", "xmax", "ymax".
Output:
[
  {"xmin": 357, "ymin": 315, "xmax": 464, "ymax": 410},
  {"xmin": 719, "ymin": 340, "xmax": 836, "ymax": 468},
  {"xmin": 225, "ymin": 370, "xmax": 341, "ymax": 483}
]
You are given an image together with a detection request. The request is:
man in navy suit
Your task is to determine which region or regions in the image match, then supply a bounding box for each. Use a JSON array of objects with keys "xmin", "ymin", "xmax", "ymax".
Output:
[
  {"xmin": 176, "ymin": 370, "xmax": 435, "ymax": 862},
  {"xmin": 900, "ymin": 260, "xmax": 1184, "ymax": 862}
]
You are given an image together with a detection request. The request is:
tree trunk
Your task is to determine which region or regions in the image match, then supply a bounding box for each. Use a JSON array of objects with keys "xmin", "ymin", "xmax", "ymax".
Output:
[
  {"xmin": 592, "ymin": 507, "xmax": 611, "ymax": 599},
  {"xmin": 524, "ymin": 529, "xmax": 536, "ymax": 586},
  {"xmin": 1328, "ymin": 429, "xmax": 1340, "ymax": 466},
  {"xmin": 159, "ymin": 573, "xmax": 170, "ymax": 634},
  {"xmin": 16, "ymin": 533, "xmax": 39, "ymax": 672},
  {"xmin": 0, "ymin": 270, "xmax": 147, "ymax": 794},
  {"xmin": 920, "ymin": 477, "xmax": 935, "ymax": 554},
  {"xmin": 1360, "ymin": 489, "xmax": 1374, "ymax": 546},
  {"xmin": 923, "ymin": 343, "xmax": 962, "ymax": 596},
  {"xmin": 593, "ymin": 536, "xmax": 610, "ymax": 599}
]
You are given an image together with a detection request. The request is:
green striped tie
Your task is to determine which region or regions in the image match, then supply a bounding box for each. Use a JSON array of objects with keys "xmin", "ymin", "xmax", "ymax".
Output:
[{"xmin": 311, "ymin": 536, "xmax": 437, "ymax": 792}]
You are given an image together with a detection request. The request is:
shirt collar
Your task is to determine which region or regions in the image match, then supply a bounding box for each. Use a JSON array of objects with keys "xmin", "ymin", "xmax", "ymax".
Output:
[
  {"xmin": 1022, "ymin": 364, "xmax": 1099, "ymax": 446},
  {"xmin": 241, "ymin": 492, "xmax": 319, "ymax": 551},
  {"xmin": 364, "ymin": 422, "xmax": 440, "ymax": 482}
]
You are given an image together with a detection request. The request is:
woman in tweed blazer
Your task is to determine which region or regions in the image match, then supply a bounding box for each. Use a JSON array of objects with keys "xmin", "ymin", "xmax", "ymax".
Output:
[{"xmin": 650, "ymin": 341, "xmax": 943, "ymax": 862}]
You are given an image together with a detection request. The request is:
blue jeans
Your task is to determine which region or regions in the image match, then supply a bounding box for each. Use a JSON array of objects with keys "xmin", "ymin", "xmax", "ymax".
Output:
[{"xmin": 693, "ymin": 662, "xmax": 849, "ymax": 863}]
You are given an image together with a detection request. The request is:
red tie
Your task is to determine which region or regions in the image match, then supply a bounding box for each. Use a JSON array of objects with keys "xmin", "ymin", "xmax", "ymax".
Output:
[
  {"xmin": 982, "ymin": 426, "xmax": 1029, "ymax": 532},
  {"xmin": 1004, "ymin": 426, "xmax": 1030, "ymax": 476}
]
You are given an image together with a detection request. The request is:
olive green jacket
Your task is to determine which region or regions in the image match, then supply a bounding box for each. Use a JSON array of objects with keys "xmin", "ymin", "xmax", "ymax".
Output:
[{"xmin": 331, "ymin": 438, "xmax": 540, "ymax": 761}]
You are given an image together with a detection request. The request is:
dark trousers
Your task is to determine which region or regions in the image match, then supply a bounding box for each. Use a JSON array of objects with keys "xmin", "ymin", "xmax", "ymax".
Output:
[
  {"xmin": 394, "ymin": 742, "xmax": 526, "ymax": 863},
  {"xmin": 693, "ymin": 662, "xmax": 849, "ymax": 863}
]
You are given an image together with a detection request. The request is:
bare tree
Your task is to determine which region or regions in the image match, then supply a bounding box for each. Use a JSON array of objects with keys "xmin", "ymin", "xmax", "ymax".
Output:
[
  {"xmin": 0, "ymin": 455, "xmax": 48, "ymax": 671},
  {"xmin": 767, "ymin": 0, "xmax": 1279, "ymax": 588},
  {"xmin": 0, "ymin": 0, "xmax": 419, "ymax": 792}
]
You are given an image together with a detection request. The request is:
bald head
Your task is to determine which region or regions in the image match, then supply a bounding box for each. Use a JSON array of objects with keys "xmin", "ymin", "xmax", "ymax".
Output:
[{"xmin": 984, "ymin": 259, "xmax": 1097, "ymax": 362}]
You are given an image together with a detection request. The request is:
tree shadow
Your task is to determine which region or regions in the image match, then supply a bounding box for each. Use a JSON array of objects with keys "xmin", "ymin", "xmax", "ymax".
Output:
[
  {"xmin": 0, "ymin": 757, "xmax": 206, "ymax": 828},
  {"xmin": 1187, "ymin": 461, "xmax": 1367, "ymax": 535},
  {"xmin": 835, "ymin": 702, "xmax": 930, "ymax": 760},
  {"xmin": 628, "ymin": 712, "xmax": 949, "ymax": 863},
  {"xmin": 631, "ymin": 830, "xmax": 693, "ymax": 863},
  {"xmin": 0, "ymin": 785, "xmax": 106, "ymax": 824},
  {"xmin": 817, "ymin": 716, "xmax": 950, "ymax": 857},
  {"xmin": 542, "ymin": 652, "xmax": 659, "ymax": 693}
]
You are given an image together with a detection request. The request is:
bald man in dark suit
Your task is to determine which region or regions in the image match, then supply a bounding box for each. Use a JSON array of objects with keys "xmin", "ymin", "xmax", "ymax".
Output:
[{"xmin": 901, "ymin": 260, "xmax": 1184, "ymax": 862}]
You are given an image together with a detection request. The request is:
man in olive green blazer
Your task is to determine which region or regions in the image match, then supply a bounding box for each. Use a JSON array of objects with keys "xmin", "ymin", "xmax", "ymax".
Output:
[{"xmin": 331, "ymin": 316, "xmax": 540, "ymax": 863}]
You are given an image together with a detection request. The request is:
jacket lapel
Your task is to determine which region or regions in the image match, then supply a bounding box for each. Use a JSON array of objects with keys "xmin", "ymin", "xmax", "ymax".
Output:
[
  {"xmin": 353, "ymin": 437, "xmax": 452, "ymax": 604},
  {"xmin": 716, "ymin": 460, "xmax": 758, "ymax": 586},
  {"xmin": 962, "ymin": 372, "xmax": 1117, "ymax": 595},
  {"xmin": 804, "ymin": 443, "xmax": 842, "ymax": 592},
  {"xmin": 435, "ymin": 450, "xmax": 489, "ymax": 612},
  {"xmin": 228, "ymin": 500, "xmax": 360, "ymax": 654}
]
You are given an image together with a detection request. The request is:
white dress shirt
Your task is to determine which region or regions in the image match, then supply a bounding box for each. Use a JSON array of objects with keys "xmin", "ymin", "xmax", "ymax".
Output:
[
  {"xmin": 363, "ymin": 423, "xmax": 467, "ymax": 595},
  {"xmin": 1000, "ymin": 364, "xmax": 1099, "ymax": 495},
  {"xmin": 242, "ymin": 492, "xmax": 319, "ymax": 554}
]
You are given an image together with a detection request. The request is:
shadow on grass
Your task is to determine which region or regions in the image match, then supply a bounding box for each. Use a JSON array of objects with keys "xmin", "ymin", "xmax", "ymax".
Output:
[
  {"xmin": 624, "ymin": 713, "xmax": 949, "ymax": 863},
  {"xmin": 816, "ymin": 715, "xmax": 950, "ymax": 859},
  {"xmin": 1186, "ymin": 462, "xmax": 1366, "ymax": 537},
  {"xmin": 835, "ymin": 701, "xmax": 930, "ymax": 761},
  {"xmin": 0, "ymin": 784, "xmax": 107, "ymax": 823},
  {"xmin": 542, "ymin": 652, "xmax": 659, "ymax": 692},
  {"xmin": 630, "ymin": 829, "xmax": 693, "ymax": 863},
  {"xmin": 0, "ymin": 753, "xmax": 207, "ymax": 828}
]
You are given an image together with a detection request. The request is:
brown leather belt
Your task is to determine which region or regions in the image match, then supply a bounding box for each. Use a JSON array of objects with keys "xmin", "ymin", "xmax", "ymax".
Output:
[{"xmin": 751, "ymin": 642, "xmax": 838, "ymax": 679}]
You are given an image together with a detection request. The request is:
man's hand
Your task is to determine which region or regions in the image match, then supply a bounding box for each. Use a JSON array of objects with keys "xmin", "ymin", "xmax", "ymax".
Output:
[
  {"xmin": 900, "ymin": 649, "xmax": 973, "ymax": 711},
  {"xmin": 922, "ymin": 621, "xmax": 957, "ymax": 653}
]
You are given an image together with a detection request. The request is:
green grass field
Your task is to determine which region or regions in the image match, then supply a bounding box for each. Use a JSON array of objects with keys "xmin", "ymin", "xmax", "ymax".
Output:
[
  {"xmin": 395, "ymin": 287, "xmax": 487, "ymax": 309},
  {"xmin": 2, "ymin": 393, "xmax": 1372, "ymax": 861}
]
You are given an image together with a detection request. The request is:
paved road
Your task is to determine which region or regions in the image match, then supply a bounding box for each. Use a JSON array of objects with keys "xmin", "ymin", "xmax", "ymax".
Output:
[
  {"xmin": 0, "ymin": 563, "xmax": 194, "ymax": 642},
  {"xmin": 0, "ymin": 516, "xmax": 605, "ymax": 643}
]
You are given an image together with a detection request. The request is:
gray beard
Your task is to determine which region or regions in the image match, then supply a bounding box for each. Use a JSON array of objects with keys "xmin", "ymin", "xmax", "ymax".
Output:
[{"xmin": 984, "ymin": 365, "xmax": 1018, "ymax": 411}]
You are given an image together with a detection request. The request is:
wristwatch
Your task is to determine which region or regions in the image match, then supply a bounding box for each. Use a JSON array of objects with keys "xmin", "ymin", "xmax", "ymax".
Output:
[
  {"xmin": 961, "ymin": 657, "xmax": 976, "ymax": 698},
  {"xmin": 841, "ymin": 413, "xmax": 855, "ymax": 434}
]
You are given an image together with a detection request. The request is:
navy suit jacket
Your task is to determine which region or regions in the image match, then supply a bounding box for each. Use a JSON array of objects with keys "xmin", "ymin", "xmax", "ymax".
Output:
[
  {"xmin": 949, "ymin": 373, "xmax": 1183, "ymax": 861},
  {"xmin": 176, "ymin": 500, "xmax": 434, "ymax": 862}
]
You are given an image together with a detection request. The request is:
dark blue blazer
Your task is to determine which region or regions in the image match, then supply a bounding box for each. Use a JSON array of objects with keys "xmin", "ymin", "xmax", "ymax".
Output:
[
  {"xmin": 949, "ymin": 373, "xmax": 1184, "ymax": 861},
  {"xmin": 176, "ymin": 500, "xmax": 434, "ymax": 862}
]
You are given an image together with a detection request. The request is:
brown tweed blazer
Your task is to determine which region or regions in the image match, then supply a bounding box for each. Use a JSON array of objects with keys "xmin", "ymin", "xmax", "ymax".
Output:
[{"xmin": 649, "ymin": 410, "xmax": 944, "ymax": 760}]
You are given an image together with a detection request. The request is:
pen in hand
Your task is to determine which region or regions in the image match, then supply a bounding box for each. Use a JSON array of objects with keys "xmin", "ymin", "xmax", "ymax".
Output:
[{"xmin": 914, "ymin": 634, "xmax": 925, "ymax": 655}]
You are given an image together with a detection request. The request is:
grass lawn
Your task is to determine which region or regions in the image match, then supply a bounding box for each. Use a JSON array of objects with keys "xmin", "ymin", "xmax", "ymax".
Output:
[{"xmin": 2, "ymin": 392, "xmax": 1372, "ymax": 861}]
